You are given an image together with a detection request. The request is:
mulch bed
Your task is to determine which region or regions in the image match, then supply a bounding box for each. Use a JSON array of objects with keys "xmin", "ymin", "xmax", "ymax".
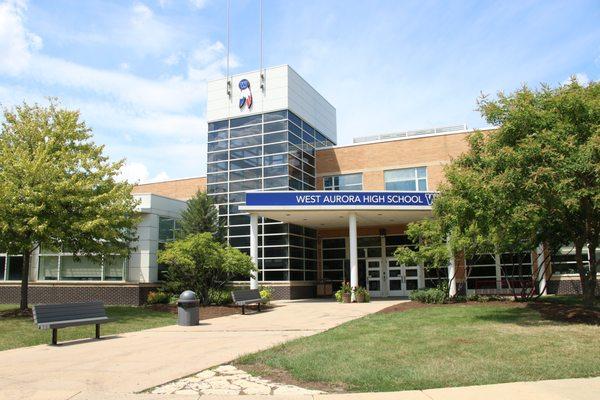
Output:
[
  {"xmin": 146, "ymin": 303, "xmax": 242, "ymax": 320},
  {"xmin": 378, "ymin": 299, "xmax": 600, "ymax": 325},
  {"xmin": 528, "ymin": 301, "xmax": 600, "ymax": 325}
]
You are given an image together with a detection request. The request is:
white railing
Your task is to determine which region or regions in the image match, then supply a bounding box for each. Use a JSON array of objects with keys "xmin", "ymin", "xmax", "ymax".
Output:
[{"xmin": 353, "ymin": 124, "xmax": 468, "ymax": 144}]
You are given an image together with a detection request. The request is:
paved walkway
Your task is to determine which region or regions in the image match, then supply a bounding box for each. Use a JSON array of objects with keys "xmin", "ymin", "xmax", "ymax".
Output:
[
  {"xmin": 67, "ymin": 377, "xmax": 600, "ymax": 400},
  {"xmin": 0, "ymin": 299, "xmax": 401, "ymax": 400}
]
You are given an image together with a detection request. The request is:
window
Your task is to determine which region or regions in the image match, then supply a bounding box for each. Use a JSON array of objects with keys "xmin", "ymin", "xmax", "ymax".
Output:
[
  {"xmin": 158, "ymin": 217, "xmax": 181, "ymax": 280},
  {"xmin": 385, "ymin": 167, "xmax": 427, "ymax": 191},
  {"xmin": 323, "ymin": 173, "xmax": 362, "ymax": 191}
]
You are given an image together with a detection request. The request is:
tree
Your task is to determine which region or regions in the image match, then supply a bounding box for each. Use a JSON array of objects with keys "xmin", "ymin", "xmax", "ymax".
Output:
[
  {"xmin": 0, "ymin": 101, "xmax": 139, "ymax": 311},
  {"xmin": 158, "ymin": 233, "xmax": 255, "ymax": 305},
  {"xmin": 475, "ymin": 79, "xmax": 599, "ymax": 306},
  {"xmin": 179, "ymin": 190, "xmax": 225, "ymax": 242},
  {"xmin": 433, "ymin": 79, "xmax": 599, "ymax": 306}
]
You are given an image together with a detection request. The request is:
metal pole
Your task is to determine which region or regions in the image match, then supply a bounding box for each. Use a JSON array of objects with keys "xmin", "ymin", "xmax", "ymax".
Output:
[
  {"xmin": 260, "ymin": 0, "xmax": 264, "ymax": 90},
  {"xmin": 226, "ymin": 0, "xmax": 231, "ymax": 97}
]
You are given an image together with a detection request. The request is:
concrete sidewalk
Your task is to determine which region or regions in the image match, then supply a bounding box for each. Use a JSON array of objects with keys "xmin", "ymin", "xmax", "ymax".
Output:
[
  {"xmin": 0, "ymin": 299, "xmax": 401, "ymax": 400},
  {"xmin": 69, "ymin": 377, "xmax": 600, "ymax": 400}
]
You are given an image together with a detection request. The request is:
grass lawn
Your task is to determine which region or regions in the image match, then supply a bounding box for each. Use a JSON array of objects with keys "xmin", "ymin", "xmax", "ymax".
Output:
[
  {"xmin": 236, "ymin": 301, "xmax": 600, "ymax": 392},
  {"xmin": 0, "ymin": 304, "xmax": 176, "ymax": 351}
]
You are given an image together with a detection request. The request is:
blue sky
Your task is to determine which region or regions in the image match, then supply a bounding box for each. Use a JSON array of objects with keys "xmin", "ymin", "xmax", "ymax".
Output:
[{"xmin": 1, "ymin": 0, "xmax": 598, "ymax": 182}]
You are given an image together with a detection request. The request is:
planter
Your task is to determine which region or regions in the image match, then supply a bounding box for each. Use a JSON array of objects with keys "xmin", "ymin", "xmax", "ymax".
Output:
[
  {"xmin": 342, "ymin": 292, "xmax": 352, "ymax": 303},
  {"xmin": 356, "ymin": 293, "xmax": 366, "ymax": 303}
]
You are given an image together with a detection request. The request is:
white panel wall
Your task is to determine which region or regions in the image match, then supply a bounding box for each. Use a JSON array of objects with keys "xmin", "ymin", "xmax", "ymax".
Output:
[
  {"xmin": 206, "ymin": 65, "xmax": 337, "ymax": 143},
  {"xmin": 128, "ymin": 194, "xmax": 187, "ymax": 283}
]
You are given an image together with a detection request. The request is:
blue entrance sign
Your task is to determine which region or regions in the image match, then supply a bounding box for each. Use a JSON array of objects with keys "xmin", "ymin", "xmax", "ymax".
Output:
[{"xmin": 245, "ymin": 191, "xmax": 436, "ymax": 207}]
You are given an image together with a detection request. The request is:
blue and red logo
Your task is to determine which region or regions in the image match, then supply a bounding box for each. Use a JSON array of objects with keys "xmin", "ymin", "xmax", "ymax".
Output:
[{"xmin": 238, "ymin": 79, "xmax": 252, "ymax": 110}]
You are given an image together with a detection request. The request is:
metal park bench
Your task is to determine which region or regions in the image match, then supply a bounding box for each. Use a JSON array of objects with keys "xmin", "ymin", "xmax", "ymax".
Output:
[
  {"xmin": 231, "ymin": 289, "xmax": 267, "ymax": 315},
  {"xmin": 33, "ymin": 301, "xmax": 111, "ymax": 345}
]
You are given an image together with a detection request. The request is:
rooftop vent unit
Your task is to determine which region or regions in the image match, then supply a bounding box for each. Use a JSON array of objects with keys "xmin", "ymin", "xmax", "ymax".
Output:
[{"xmin": 353, "ymin": 124, "xmax": 467, "ymax": 144}]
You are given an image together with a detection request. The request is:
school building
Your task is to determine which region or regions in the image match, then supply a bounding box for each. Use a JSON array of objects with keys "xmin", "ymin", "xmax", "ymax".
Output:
[{"xmin": 0, "ymin": 65, "xmax": 593, "ymax": 304}]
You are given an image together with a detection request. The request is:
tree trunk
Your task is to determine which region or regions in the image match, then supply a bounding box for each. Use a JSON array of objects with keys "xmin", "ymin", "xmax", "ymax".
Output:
[
  {"xmin": 583, "ymin": 243, "xmax": 597, "ymax": 309},
  {"xmin": 574, "ymin": 242, "xmax": 595, "ymax": 309},
  {"xmin": 20, "ymin": 251, "xmax": 31, "ymax": 311}
]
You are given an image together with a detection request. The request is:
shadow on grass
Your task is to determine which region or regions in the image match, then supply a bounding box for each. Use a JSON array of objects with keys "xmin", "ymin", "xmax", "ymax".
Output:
[{"xmin": 472, "ymin": 301, "xmax": 600, "ymax": 326}]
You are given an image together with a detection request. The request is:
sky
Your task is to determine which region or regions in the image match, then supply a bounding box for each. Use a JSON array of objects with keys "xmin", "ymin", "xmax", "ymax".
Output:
[{"xmin": 0, "ymin": 0, "xmax": 599, "ymax": 183}]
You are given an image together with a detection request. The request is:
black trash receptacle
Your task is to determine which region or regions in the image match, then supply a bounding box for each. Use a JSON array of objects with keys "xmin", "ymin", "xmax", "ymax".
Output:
[{"xmin": 177, "ymin": 290, "xmax": 199, "ymax": 326}]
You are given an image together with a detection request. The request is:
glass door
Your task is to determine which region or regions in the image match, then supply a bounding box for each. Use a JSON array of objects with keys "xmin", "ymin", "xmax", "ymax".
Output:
[
  {"xmin": 366, "ymin": 258, "xmax": 384, "ymax": 297},
  {"xmin": 388, "ymin": 260, "xmax": 403, "ymax": 296},
  {"xmin": 403, "ymin": 265, "xmax": 420, "ymax": 294},
  {"xmin": 387, "ymin": 260, "xmax": 420, "ymax": 296}
]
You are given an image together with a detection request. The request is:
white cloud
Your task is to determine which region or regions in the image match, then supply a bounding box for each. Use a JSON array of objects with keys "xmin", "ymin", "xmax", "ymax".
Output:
[
  {"xmin": 188, "ymin": 0, "xmax": 208, "ymax": 10},
  {"xmin": 563, "ymin": 73, "xmax": 590, "ymax": 86},
  {"xmin": 118, "ymin": 2, "xmax": 178, "ymax": 57},
  {"xmin": 0, "ymin": 0, "xmax": 235, "ymax": 180},
  {"xmin": 118, "ymin": 161, "xmax": 169, "ymax": 184},
  {"xmin": 0, "ymin": 0, "xmax": 42, "ymax": 75}
]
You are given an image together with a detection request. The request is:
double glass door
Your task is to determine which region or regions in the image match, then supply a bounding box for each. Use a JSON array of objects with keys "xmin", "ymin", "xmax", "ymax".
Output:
[
  {"xmin": 365, "ymin": 259, "xmax": 420, "ymax": 297},
  {"xmin": 387, "ymin": 260, "xmax": 420, "ymax": 296}
]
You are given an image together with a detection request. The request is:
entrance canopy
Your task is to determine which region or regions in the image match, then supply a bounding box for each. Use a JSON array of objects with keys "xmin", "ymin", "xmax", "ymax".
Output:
[
  {"xmin": 240, "ymin": 191, "xmax": 437, "ymax": 293},
  {"xmin": 239, "ymin": 190, "xmax": 435, "ymax": 229}
]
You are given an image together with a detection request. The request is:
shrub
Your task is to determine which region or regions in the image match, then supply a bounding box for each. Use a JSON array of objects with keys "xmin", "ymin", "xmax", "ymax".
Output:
[
  {"xmin": 259, "ymin": 286, "xmax": 273, "ymax": 303},
  {"xmin": 410, "ymin": 288, "xmax": 448, "ymax": 304},
  {"xmin": 147, "ymin": 291, "xmax": 171, "ymax": 305},
  {"xmin": 467, "ymin": 293, "xmax": 480, "ymax": 302},
  {"xmin": 207, "ymin": 288, "xmax": 232, "ymax": 305},
  {"xmin": 158, "ymin": 233, "xmax": 255, "ymax": 305}
]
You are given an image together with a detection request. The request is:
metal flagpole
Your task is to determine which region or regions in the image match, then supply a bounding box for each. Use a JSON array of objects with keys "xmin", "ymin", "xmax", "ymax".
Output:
[
  {"xmin": 226, "ymin": 0, "xmax": 231, "ymax": 97},
  {"xmin": 260, "ymin": 0, "xmax": 265, "ymax": 90}
]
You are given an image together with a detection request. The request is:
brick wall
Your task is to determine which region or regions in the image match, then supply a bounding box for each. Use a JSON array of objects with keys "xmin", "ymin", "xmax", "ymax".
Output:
[
  {"xmin": 315, "ymin": 130, "xmax": 484, "ymax": 190},
  {"xmin": 132, "ymin": 176, "xmax": 207, "ymax": 201},
  {"xmin": 0, "ymin": 283, "xmax": 160, "ymax": 306},
  {"xmin": 547, "ymin": 277, "xmax": 599, "ymax": 295}
]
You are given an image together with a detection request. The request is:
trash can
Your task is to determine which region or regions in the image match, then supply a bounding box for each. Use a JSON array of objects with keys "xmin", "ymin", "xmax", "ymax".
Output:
[{"xmin": 177, "ymin": 290, "xmax": 199, "ymax": 326}]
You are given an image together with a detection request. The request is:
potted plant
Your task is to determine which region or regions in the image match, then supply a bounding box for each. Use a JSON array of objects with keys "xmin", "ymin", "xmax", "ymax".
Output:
[
  {"xmin": 354, "ymin": 286, "xmax": 370, "ymax": 303},
  {"xmin": 335, "ymin": 282, "xmax": 353, "ymax": 303}
]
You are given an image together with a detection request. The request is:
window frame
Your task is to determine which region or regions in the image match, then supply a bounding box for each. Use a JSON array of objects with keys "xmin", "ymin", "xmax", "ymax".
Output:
[
  {"xmin": 384, "ymin": 166, "xmax": 428, "ymax": 191},
  {"xmin": 323, "ymin": 173, "xmax": 363, "ymax": 191}
]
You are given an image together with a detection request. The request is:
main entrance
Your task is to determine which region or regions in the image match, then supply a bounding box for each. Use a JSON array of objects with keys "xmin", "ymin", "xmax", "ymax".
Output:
[{"xmin": 366, "ymin": 258, "xmax": 420, "ymax": 297}]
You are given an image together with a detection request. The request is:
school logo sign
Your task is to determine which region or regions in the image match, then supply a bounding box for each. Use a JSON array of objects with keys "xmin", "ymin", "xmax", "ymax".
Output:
[{"xmin": 238, "ymin": 79, "xmax": 252, "ymax": 110}]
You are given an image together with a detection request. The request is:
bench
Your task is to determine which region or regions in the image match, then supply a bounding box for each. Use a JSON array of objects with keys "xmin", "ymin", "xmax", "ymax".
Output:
[
  {"xmin": 33, "ymin": 301, "xmax": 111, "ymax": 345},
  {"xmin": 231, "ymin": 289, "xmax": 267, "ymax": 315}
]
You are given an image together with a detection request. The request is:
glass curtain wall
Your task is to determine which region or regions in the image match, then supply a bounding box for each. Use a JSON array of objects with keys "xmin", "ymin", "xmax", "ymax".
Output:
[{"xmin": 207, "ymin": 110, "xmax": 335, "ymax": 281}]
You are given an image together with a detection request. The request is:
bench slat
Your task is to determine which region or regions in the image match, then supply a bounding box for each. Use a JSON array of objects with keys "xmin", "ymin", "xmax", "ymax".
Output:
[
  {"xmin": 39, "ymin": 317, "xmax": 111, "ymax": 330},
  {"xmin": 33, "ymin": 302, "xmax": 107, "ymax": 325},
  {"xmin": 231, "ymin": 289, "xmax": 263, "ymax": 302}
]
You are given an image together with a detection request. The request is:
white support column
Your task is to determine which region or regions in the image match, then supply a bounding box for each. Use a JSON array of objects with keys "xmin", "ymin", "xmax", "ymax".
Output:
[
  {"xmin": 536, "ymin": 244, "xmax": 547, "ymax": 295},
  {"xmin": 349, "ymin": 213, "xmax": 358, "ymax": 301},
  {"xmin": 448, "ymin": 253, "xmax": 457, "ymax": 297},
  {"xmin": 249, "ymin": 213, "xmax": 259, "ymax": 290}
]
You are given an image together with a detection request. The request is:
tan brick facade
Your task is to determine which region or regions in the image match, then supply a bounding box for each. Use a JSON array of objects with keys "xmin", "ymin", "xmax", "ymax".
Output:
[
  {"xmin": 315, "ymin": 130, "xmax": 485, "ymax": 191},
  {"xmin": 132, "ymin": 176, "xmax": 206, "ymax": 201}
]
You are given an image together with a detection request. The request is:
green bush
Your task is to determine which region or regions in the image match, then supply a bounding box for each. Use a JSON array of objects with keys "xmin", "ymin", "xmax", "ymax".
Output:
[
  {"xmin": 147, "ymin": 291, "xmax": 171, "ymax": 304},
  {"xmin": 158, "ymin": 233, "xmax": 255, "ymax": 305},
  {"xmin": 409, "ymin": 288, "xmax": 448, "ymax": 304},
  {"xmin": 207, "ymin": 288, "xmax": 233, "ymax": 305},
  {"xmin": 467, "ymin": 293, "xmax": 481, "ymax": 302}
]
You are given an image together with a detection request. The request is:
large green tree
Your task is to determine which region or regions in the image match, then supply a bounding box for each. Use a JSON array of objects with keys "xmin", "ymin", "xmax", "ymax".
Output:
[
  {"xmin": 434, "ymin": 79, "xmax": 599, "ymax": 306},
  {"xmin": 179, "ymin": 190, "xmax": 225, "ymax": 242},
  {"xmin": 158, "ymin": 233, "xmax": 255, "ymax": 304},
  {"xmin": 0, "ymin": 101, "xmax": 139, "ymax": 311}
]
